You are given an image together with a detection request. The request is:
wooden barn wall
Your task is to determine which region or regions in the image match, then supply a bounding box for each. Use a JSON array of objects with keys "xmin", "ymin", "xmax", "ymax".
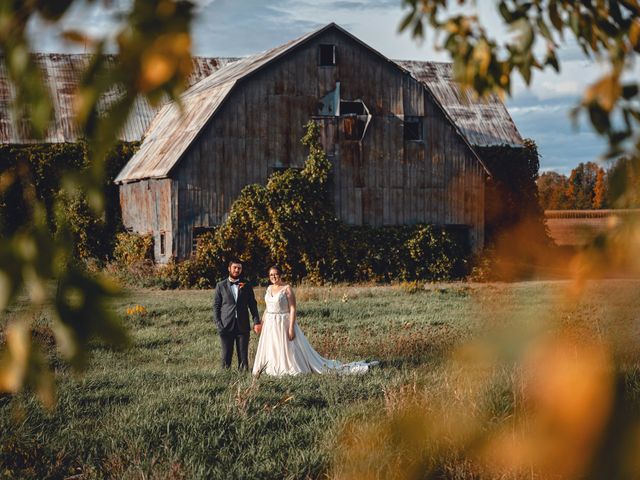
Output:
[
  {"xmin": 119, "ymin": 178, "xmax": 174, "ymax": 263},
  {"xmin": 173, "ymin": 29, "xmax": 485, "ymax": 259}
]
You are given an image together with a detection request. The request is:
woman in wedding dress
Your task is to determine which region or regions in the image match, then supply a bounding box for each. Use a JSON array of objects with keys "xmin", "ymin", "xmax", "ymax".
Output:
[{"xmin": 252, "ymin": 266, "xmax": 378, "ymax": 376}]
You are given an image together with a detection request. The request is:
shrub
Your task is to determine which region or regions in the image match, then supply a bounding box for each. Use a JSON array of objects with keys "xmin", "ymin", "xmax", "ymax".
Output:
[
  {"xmin": 113, "ymin": 232, "xmax": 153, "ymax": 266},
  {"xmin": 0, "ymin": 141, "xmax": 138, "ymax": 260}
]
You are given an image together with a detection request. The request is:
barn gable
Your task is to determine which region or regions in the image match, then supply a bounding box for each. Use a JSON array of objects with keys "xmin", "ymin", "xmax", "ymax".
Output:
[{"xmin": 114, "ymin": 23, "xmax": 489, "ymax": 184}]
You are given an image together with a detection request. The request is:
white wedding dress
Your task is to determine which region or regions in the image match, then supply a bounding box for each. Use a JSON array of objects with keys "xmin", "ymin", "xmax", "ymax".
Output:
[{"xmin": 252, "ymin": 286, "xmax": 378, "ymax": 376}]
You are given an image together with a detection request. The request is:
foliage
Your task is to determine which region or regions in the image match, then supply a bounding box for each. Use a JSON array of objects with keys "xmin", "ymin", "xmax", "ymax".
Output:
[
  {"xmin": 537, "ymin": 170, "xmax": 571, "ymax": 209},
  {"xmin": 0, "ymin": 142, "xmax": 137, "ymax": 260},
  {"xmin": 0, "ymin": 1, "xmax": 195, "ymax": 403},
  {"xmin": 607, "ymin": 155, "xmax": 640, "ymax": 208},
  {"xmin": 567, "ymin": 161, "xmax": 607, "ymax": 209},
  {"xmin": 479, "ymin": 138, "xmax": 549, "ymax": 247},
  {"xmin": 113, "ymin": 232, "xmax": 154, "ymax": 267}
]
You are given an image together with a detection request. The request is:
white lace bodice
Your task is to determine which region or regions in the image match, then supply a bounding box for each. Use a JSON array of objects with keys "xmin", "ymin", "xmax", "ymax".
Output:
[{"xmin": 265, "ymin": 286, "xmax": 289, "ymax": 314}]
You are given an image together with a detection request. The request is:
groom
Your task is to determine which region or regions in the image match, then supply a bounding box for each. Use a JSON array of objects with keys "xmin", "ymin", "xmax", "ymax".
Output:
[{"xmin": 213, "ymin": 259, "xmax": 261, "ymax": 370}]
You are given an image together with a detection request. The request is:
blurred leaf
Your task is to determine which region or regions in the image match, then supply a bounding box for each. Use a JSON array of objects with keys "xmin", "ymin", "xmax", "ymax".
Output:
[{"xmin": 0, "ymin": 321, "xmax": 30, "ymax": 393}]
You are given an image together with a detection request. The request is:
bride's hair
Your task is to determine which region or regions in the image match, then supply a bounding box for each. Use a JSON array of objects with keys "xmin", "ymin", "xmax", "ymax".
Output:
[{"xmin": 268, "ymin": 265, "xmax": 283, "ymax": 276}]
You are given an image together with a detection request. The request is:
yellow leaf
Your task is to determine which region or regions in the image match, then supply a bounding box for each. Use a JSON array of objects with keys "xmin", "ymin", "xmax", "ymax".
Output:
[
  {"xmin": 0, "ymin": 322, "xmax": 30, "ymax": 393},
  {"xmin": 472, "ymin": 39, "xmax": 491, "ymax": 77},
  {"xmin": 583, "ymin": 74, "xmax": 621, "ymax": 112}
]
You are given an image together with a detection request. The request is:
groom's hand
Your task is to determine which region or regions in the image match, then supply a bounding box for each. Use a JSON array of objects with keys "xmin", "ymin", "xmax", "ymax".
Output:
[{"xmin": 253, "ymin": 324, "xmax": 262, "ymax": 335}]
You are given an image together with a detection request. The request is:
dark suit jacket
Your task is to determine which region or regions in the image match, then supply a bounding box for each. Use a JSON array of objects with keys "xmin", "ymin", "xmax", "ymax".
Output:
[{"xmin": 213, "ymin": 279, "xmax": 260, "ymax": 334}]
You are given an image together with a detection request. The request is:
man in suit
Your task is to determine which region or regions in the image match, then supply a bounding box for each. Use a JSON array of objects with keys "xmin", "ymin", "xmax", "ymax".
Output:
[{"xmin": 213, "ymin": 259, "xmax": 261, "ymax": 370}]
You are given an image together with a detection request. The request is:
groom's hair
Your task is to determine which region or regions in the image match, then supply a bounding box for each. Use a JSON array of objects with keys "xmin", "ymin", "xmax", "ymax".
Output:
[{"xmin": 228, "ymin": 258, "xmax": 242, "ymax": 267}]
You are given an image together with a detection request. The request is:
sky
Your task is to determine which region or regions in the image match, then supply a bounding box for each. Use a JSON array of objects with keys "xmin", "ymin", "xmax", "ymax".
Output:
[{"xmin": 26, "ymin": 0, "xmax": 624, "ymax": 175}]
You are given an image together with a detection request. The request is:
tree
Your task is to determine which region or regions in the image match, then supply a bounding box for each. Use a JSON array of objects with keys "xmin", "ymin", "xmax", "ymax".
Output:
[
  {"xmin": 566, "ymin": 161, "xmax": 603, "ymax": 209},
  {"xmin": 0, "ymin": 1, "xmax": 195, "ymax": 405},
  {"xmin": 593, "ymin": 166, "xmax": 608, "ymax": 209},
  {"xmin": 537, "ymin": 171, "xmax": 570, "ymax": 209},
  {"xmin": 607, "ymin": 155, "xmax": 640, "ymax": 208}
]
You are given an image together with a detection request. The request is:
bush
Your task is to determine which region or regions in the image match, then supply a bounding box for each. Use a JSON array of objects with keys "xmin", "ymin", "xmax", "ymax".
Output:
[
  {"xmin": 113, "ymin": 232, "xmax": 153, "ymax": 266},
  {"xmin": 0, "ymin": 141, "xmax": 138, "ymax": 260}
]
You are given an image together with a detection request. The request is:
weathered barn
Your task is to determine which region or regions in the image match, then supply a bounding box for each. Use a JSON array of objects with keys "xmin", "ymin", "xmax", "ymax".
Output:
[
  {"xmin": 0, "ymin": 24, "xmax": 524, "ymax": 263},
  {"xmin": 113, "ymin": 23, "xmax": 522, "ymax": 262}
]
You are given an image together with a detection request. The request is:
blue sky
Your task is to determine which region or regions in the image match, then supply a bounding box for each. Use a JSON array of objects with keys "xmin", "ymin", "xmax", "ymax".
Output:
[{"xmin": 26, "ymin": 0, "xmax": 622, "ymax": 175}]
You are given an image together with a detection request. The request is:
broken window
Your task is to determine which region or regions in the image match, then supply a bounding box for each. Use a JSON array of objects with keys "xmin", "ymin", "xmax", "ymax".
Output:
[
  {"xmin": 318, "ymin": 44, "xmax": 336, "ymax": 66},
  {"xmin": 404, "ymin": 116, "xmax": 423, "ymax": 141},
  {"xmin": 340, "ymin": 101, "xmax": 366, "ymax": 115},
  {"xmin": 317, "ymin": 83, "xmax": 372, "ymax": 142},
  {"xmin": 339, "ymin": 99, "xmax": 371, "ymax": 142}
]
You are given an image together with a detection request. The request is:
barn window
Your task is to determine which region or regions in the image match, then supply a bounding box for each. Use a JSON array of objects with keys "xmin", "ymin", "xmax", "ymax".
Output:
[
  {"xmin": 159, "ymin": 232, "xmax": 166, "ymax": 256},
  {"xmin": 339, "ymin": 99, "xmax": 371, "ymax": 142},
  {"xmin": 318, "ymin": 44, "xmax": 336, "ymax": 66},
  {"xmin": 404, "ymin": 116, "xmax": 423, "ymax": 141},
  {"xmin": 340, "ymin": 100, "xmax": 365, "ymax": 115}
]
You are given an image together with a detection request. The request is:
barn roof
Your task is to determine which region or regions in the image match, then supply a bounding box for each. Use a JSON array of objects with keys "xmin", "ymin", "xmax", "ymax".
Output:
[
  {"xmin": 115, "ymin": 23, "xmax": 418, "ymax": 183},
  {"xmin": 397, "ymin": 61, "xmax": 523, "ymax": 148},
  {"xmin": 0, "ymin": 54, "xmax": 238, "ymax": 144}
]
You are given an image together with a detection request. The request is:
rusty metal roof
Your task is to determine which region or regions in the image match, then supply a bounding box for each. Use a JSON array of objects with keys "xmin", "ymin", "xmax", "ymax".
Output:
[
  {"xmin": 397, "ymin": 61, "xmax": 523, "ymax": 148},
  {"xmin": 0, "ymin": 54, "xmax": 238, "ymax": 144}
]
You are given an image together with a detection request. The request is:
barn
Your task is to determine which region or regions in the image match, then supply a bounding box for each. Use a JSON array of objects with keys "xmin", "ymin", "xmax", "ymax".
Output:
[
  {"xmin": 114, "ymin": 23, "xmax": 523, "ymax": 262},
  {"xmin": 0, "ymin": 24, "xmax": 524, "ymax": 263}
]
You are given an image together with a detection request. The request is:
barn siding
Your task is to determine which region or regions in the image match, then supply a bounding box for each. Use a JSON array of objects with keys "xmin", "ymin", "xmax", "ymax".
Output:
[
  {"xmin": 169, "ymin": 28, "xmax": 485, "ymax": 258},
  {"xmin": 119, "ymin": 178, "xmax": 174, "ymax": 262}
]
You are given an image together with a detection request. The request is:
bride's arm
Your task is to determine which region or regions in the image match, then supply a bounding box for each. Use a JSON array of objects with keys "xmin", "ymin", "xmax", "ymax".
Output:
[{"xmin": 285, "ymin": 286, "xmax": 296, "ymax": 340}]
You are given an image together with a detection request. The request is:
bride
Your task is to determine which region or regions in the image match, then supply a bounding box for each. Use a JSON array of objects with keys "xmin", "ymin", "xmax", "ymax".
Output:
[{"xmin": 252, "ymin": 266, "xmax": 378, "ymax": 376}]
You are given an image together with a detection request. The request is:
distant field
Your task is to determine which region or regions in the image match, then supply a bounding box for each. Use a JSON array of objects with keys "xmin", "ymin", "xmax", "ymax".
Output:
[
  {"xmin": 2, "ymin": 281, "xmax": 640, "ymax": 479},
  {"xmin": 545, "ymin": 209, "xmax": 640, "ymax": 246}
]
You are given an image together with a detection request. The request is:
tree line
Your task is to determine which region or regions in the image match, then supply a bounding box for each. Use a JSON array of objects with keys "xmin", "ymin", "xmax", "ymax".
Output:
[{"xmin": 537, "ymin": 157, "xmax": 640, "ymax": 210}]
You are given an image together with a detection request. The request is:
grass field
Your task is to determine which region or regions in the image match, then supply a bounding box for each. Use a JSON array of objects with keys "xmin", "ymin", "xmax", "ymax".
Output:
[{"xmin": 2, "ymin": 280, "xmax": 640, "ymax": 479}]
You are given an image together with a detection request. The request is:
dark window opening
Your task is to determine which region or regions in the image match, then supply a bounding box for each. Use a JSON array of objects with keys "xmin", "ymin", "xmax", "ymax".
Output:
[
  {"xmin": 318, "ymin": 44, "xmax": 336, "ymax": 66},
  {"xmin": 159, "ymin": 232, "xmax": 166, "ymax": 256},
  {"xmin": 340, "ymin": 100, "xmax": 365, "ymax": 115},
  {"xmin": 404, "ymin": 117, "xmax": 423, "ymax": 141},
  {"xmin": 192, "ymin": 226, "xmax": 216, "ymax": 253}
]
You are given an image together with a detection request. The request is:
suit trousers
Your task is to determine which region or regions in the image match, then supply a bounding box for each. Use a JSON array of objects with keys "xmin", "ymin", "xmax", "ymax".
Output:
[{"xmin": 219, "ymin": 331, "xmax": 250, "ymax": 370}]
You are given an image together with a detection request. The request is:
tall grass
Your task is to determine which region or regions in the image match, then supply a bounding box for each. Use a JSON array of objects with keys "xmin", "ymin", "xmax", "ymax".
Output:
[{"xmin": 1, "ymin": 281, "xmax": 639, "ymax": 478}]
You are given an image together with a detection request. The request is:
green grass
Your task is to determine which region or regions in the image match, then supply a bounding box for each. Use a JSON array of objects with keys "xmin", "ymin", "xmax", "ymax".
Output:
[{"xmin": 2, "ymin": 281, "xmax": 640, "ymax": 479}]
